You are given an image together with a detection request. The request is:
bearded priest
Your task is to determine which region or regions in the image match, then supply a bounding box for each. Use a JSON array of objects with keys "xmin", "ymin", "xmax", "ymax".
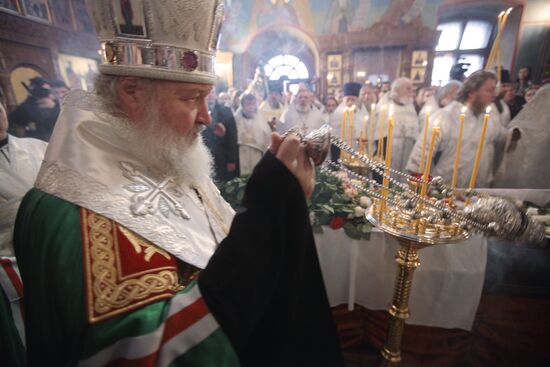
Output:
[
  {"xmin": 12, "ymin": 1, "xmax": 344, "ymax": 366},
  {"xmin": 406, "ymin": 71, "xmax": 507, "ymax": 188},
  {"xmin": 375, "ymin": 77, "xmax": 419, "ymax": 174}
]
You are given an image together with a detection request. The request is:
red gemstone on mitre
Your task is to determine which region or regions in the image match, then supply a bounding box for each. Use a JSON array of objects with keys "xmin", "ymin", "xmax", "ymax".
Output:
[{"xmin": 182, "ymin": 51, "xmax": 198, "ymax": 71}]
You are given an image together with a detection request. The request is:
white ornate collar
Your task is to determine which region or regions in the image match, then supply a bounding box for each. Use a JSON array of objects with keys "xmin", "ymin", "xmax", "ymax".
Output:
[{"xmin": 35, "ymin": 91, "xmax": 235, "ymax": 268}]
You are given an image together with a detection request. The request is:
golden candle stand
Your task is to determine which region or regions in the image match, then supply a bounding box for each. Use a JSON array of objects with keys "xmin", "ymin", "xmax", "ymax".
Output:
[
  {"xmin": 366, "ymin": 199, "xmax": 470, "ymax": 366},
  {"xmin": 301, "ymin": 127, "xmax": 545, "ymax": 365}
]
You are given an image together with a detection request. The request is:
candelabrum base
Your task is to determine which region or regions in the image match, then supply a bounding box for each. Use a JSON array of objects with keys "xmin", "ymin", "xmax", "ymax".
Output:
[{"xmin": 366, "ymin": 203, "xmax": 467, "ymax": 366}]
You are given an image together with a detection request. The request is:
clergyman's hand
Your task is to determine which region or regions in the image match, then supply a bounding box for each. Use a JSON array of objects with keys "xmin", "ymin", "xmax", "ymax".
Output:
[
  {"xmin": 214, "ymin": 123, "xmax": 226, "ymax": 137},
  {"xmin": 270, "ymin": 132, "xmax": 315, "ymax": 199}
]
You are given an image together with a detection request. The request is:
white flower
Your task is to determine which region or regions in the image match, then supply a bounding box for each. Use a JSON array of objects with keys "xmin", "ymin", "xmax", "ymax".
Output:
[
  {"xmin": 335, "ymin": 171, "xmax": 349, "ymax": 180},
  {"xmin": 359, "ymin": 196, "xmax": 372, "ymax": 208},
  {"xmin": 526, "ymin": 207, "xmax": 539, "ymax": 215},
  {"xmin": 354, "ymin": 206, "xmax": 366, "ymax": 218},
  {"xmin": 344, "ymin": 187, "xmax": 358, "ymax": 198},
  {"xmin": 309, "ymin": 211, "xmax": 317, "ymax": 225}
]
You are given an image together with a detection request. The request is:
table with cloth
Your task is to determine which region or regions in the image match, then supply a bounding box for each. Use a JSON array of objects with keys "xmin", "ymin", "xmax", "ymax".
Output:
[
  {"xmin": 315, "ymin": 229, "xmax": 487, "ymax": 331},
  {"xmin": 315, "ymin": 189, "xmax": 550, "ymax": 366}
]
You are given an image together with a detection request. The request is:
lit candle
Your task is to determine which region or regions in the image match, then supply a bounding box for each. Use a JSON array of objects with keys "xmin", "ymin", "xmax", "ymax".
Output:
[
  {"xmin": 368, "ymin": 103, "xmax": 376, "ymax": 157},
  {"xmin": 381, "ymin": 106, "xmax": 395, "ymax": 213},
  {"xmin": 360, "ymin": 115, "xmax": 368, "ymax": 155},
  {"xmin": 467, "ymin": 106, "xmax": 491, "ymax": 202},
  {"xmin": 341, "ymin": 107, "xmax": 348, "ymax": 162},
  {"xmin": 341, "ymin": 107, "xmax": 348, "ymax": 143},
  {"xmin": 418, "ymin": 106, "xmax": 431, "ymax": 174},
  {"xmin": 420, "ymin": 122, "xmax": 440, "ymax": 198},
  {"xmin": 348, "ymin": 105, "xmax": 355, "ymax": 150},
  {"xmin": 451, "ymin": 106, "xmax": 467, "ymax": 194},
  {"xmin": 377, "ymin": 105, "xmax": 387, "ymax": 161}
]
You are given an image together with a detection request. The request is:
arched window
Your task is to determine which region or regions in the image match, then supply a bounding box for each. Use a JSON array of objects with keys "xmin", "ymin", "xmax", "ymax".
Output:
[
  {"xmin": 264, "ymin": 54, "xmax": 309, "ymax": 81},
  {"xmin": 431, "ymin": 19, "xmax": 493, "ymax": 86}
]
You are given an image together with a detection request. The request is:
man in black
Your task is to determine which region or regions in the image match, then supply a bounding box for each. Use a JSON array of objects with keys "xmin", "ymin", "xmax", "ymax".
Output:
[
  {"xmin": 203, "ymin": 91, "xmax": 240, "ymax": 181},
  {"xmin": 8, "ymin": 77, "xmax": 60, "ymax": 142},
  {"xmin": 501, "ymin": 71, "xmax": 526, "ymax": 120}
]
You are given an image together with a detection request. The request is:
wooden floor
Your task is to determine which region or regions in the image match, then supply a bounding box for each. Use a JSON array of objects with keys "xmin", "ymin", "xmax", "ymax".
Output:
[{"xmin": 332, "ymin": 297, "xmax": 550, "ymax": 367}]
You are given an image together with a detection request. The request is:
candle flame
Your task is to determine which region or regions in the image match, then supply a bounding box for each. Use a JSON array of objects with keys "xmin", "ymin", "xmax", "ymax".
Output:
[
  {"xmin": 371, "ymin": 103, "xmax": 376, "ymax": 110},
  {"xmin": 380, "ymin": 104, "xmax": 387, "ymax": 111},
  {"xmin": 498, "ymin": 10, "xmax": 505, "ymax": 17},
  {"xmin": 425, "ymin": 106, "xmax": 431, "ymax": 114},
  {"xmin": 506, "ymin": 7, "xmax": 513, "ymax": 14},
  {"xmin": 389, "ymin": 104, "xmax": 394, "ymax": 117},
  {"xmin": 461, "ymin": 106, "xmax": 467, "ymax": 114},
  {"xmin": 485, "ymin": 106, "xmax": 492, "ymax": 114}
]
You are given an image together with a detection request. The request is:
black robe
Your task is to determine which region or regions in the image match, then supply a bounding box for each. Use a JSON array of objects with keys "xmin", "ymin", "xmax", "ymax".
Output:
[
  {"xmin": 200, "ymin": 152, "xmax": 345, "ymax": 366},
  {"xmin": 203, "ymin": 102, "xmax": 240, "ymax": 181}
]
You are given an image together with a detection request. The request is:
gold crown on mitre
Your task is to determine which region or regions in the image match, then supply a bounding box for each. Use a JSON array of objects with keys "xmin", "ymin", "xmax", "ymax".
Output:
[{"xmin": 85, "ymin": 0, "xmax": 224, "ymax": 84}]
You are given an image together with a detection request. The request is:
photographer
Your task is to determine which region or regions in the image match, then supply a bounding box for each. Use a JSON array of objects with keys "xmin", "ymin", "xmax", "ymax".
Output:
[
  {"xmin": 450, "ymin": 61, "xmax": 471, "ymax": 82},
  {"xmin": 8, "ymin": 77, "xmax": 60, "ymax": 142}
]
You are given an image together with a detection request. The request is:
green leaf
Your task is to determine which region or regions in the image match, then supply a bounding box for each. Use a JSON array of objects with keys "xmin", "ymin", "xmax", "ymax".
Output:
[
  {"xmin": 343, "ymin": 222, "xmax": 361, "ymax": 239},
  {"xmin": 361, "ymin": 223, "xmax": 373, "ymax": 233}
]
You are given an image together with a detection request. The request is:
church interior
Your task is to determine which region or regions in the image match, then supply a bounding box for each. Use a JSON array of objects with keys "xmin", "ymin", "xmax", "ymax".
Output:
[{"xmin": 1, "ymin": 0, "xmax": 549, "ymax": 366}]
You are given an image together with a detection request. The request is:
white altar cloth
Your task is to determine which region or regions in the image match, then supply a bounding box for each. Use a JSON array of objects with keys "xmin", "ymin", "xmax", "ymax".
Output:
[{"xmin": 315, "ymin": 228, "xmax": 487, "ymax": 331}]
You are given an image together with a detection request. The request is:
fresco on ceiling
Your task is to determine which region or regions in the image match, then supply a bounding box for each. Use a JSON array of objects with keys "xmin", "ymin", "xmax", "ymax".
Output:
[
  {"xmin": 256, "ymin": 0, "xmax": 300, "ymax": 29},
  {"xmin": 220, "ymin": 0, "xmax": 254, "ymax": 51},
  {"xmin": 221, "ymin": 0, "xmax": 444, "ymax": 52},
  {"xmin": 317, "ymin": 0, "xmax": 444, "ymax": 34}
]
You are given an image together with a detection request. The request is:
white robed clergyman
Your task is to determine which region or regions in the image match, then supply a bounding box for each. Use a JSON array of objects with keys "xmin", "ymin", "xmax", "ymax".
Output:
[
  {"xmin": 493, "ymin": 84, "xmax": 550, "ymax": 189},
  {"xmin": 0, "ymin": 135, "xmax": 47, "ymax": 256},
  {"xmin": 234, "ymin": 93, "xmax": 272, "ymax": 176}
]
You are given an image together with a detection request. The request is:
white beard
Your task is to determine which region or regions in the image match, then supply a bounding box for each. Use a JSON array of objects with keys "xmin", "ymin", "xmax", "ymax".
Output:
[
  {"xmin": 296, "ymin": 103, "xmax": 310, "ymax": 114},
  {"xmin": 113, "ymin": 101, "xmax": 213, "ymax": 188},
  {"xmin": 393, "ymin": 95, "xmax": 413, "ymax": 106}
]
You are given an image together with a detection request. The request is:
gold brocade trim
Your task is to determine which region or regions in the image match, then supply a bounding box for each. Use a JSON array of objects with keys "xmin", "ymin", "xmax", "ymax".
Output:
[
  {"xmin": 118, "ymin": 226, "xmax": 171, "ymax": 262},
  {"xmin": 194, "ymin": 187, "xmax": 230, "ymax": 236},
  {"xmin": 82, "ymin": 209, "xmax": 182, "ymax": 323}
]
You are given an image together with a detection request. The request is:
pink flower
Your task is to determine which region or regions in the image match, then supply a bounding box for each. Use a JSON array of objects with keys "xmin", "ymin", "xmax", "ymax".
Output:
[
  {"xmin": 344, "ymin": 187, "xmax": 358, "ymax": 198},
  {"xmin": 335, "ymin": 171, "xmax": 349, "ymax": 180}
]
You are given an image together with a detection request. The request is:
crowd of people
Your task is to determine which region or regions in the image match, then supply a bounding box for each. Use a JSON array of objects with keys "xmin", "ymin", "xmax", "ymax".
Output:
[
  {"xmin": 203, "ymin": 64, "xmax": 546, "ymax": 190},
  {"xmin": 8, "ymin": 63, "xmax": 536, "ymax": 191}
]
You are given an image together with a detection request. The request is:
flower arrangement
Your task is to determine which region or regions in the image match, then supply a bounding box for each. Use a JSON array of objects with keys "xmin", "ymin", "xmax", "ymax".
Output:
[
  {"xmin": 216, "ymin": 173, "xmax": 549, "ymax": 243},
  {"xmin": 216, "ymin": 169, "xmax": 373, "ymax": 240}
]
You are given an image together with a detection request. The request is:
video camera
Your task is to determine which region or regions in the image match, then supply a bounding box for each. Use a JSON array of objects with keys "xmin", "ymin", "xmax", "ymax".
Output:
[
  {"xmin": 21, "ymin": 77, "xmax": 52, "ymax": 100},
  {"xmin": 449, "ymin": 62, "xmax": 471, "ymax": 82}
]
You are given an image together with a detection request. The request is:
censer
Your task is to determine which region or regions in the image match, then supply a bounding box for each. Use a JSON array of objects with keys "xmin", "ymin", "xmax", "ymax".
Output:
[{"xmin": 294, "ymin": 125, "xmax": 545, "ymax": 365}]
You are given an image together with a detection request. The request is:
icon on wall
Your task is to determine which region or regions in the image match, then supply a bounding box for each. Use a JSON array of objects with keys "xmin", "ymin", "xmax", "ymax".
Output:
[
  {"xmin": 412, "ymin": 50, "xmax": 428, "ymax": 67},
  {"xmin": 21, "ymin": 0, "xmax": 51, "ymax": 22},
  {"xmin": 58, "ymin": 54, "xmax": 99, "ymax": 91},
  {"xmin": 49, "ymin": 0, "xmax": 75, "ymax": 28},
  {"xmin": 411, "ymin": 67, "xmax": 426, "ymax": 84},
  {"xmin": 327, "ymin": 71, "xmax": 341, "ymax": 86},
  {"xmin": 0, "ymin": 0, "xmax": 21, "ymax": 14},
  {"xmin": 112, "ymin": 0, "xmax": 147, "ymax": 37},
  {"xmin": 327, "ymin": 54, "xmax": 342, "ymax": 71}
]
